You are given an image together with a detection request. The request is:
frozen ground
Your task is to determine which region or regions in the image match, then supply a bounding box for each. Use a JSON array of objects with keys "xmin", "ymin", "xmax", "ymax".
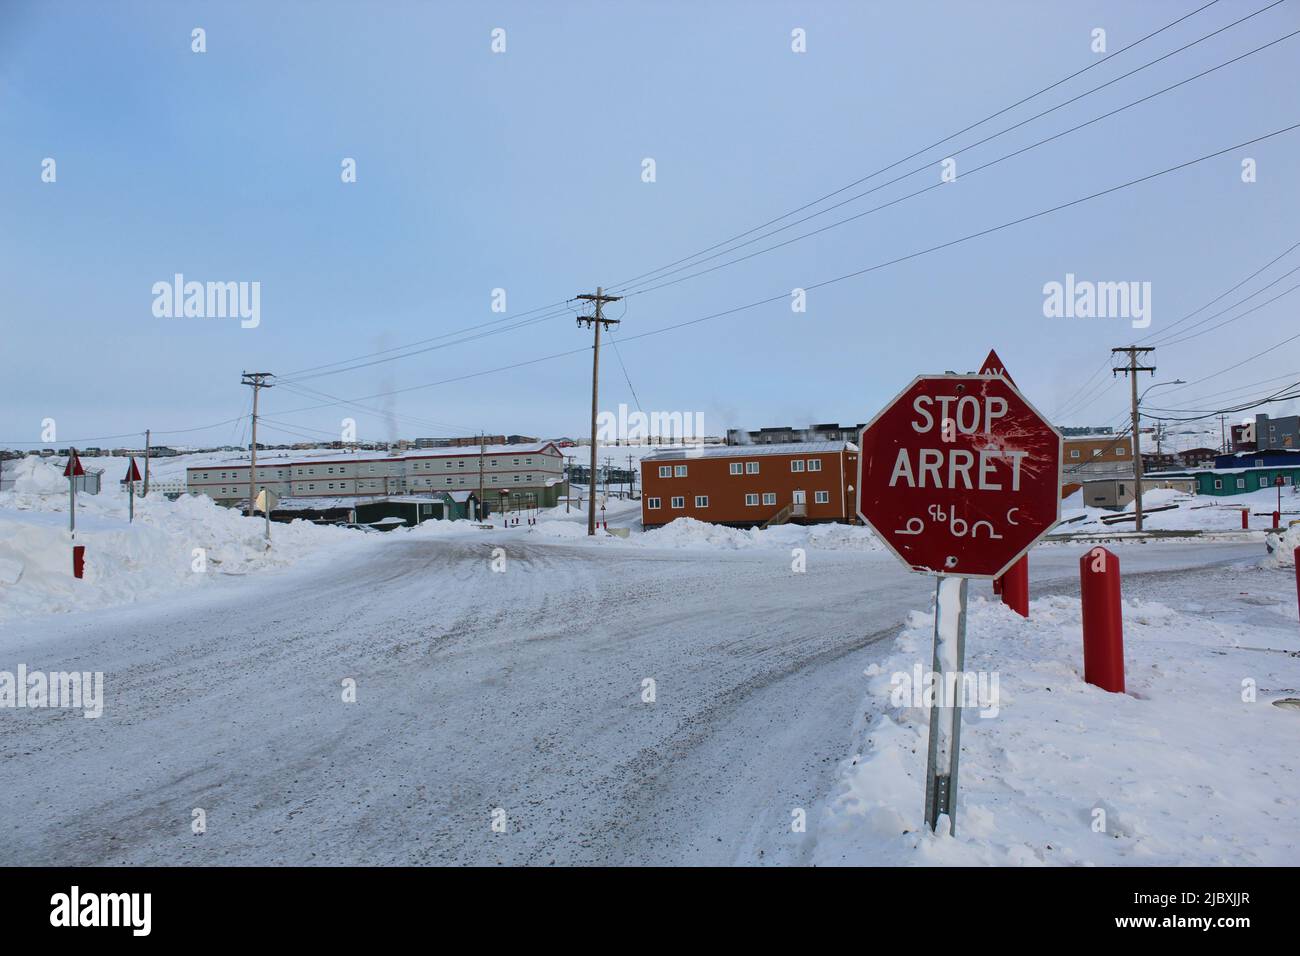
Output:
[{"xmin": 0, "ymin": 497, "xmax": 1285, "ymax": 864}]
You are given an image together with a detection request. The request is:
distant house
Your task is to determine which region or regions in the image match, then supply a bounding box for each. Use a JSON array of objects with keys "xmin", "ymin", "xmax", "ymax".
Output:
[{"xmin": 1179, "ymin": 447, "xmax": 1219, "ymax": 468}]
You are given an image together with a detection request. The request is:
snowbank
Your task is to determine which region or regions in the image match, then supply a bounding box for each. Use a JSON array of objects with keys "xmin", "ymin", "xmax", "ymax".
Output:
[
  {"xmin": 816, "ymin": 589, "xmax": 1300, "ymax": 866},
  {"xmin": 529, "ymin": 514, "xmax": 882, "ymax": 551},
  {"xmin": 1264, "ymin": 524, "xmax": 1300, "ymax": 567},
  {"xmin": 0, "ymin": 459, "xmax": 366, "ymax": 622}
]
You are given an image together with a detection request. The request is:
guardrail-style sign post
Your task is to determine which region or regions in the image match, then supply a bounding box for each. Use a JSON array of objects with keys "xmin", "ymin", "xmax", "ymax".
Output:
[
  {"xmin": 64, "ymin": 449, "xmax": 86, "ymax": 579},
  {"xmin": 858, "ymin": 372, "xmax": 1062, "ymax": 835},
  {"xmin": 124, "ymin": 458, "xmax": 142, "ymax": 523}
]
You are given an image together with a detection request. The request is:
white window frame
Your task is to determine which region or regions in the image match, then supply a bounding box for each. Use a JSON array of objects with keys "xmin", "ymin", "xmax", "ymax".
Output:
[
  {"xmin": 674, "ymin": 464, "xmax": 688, "ymax": 477},
  {"xmin": 647, "ymin": 497, "xmax": 661, "ymax": 509},
  {"xmin": 745, "ymin": 493, "xmax": 759, "ymax": 506},
  {"xmin": 729, "ymin": 462, "xmax": 743, "ymax": 475},
  {"xmin": 695, "ymin": 495, "xmax": 708, "ymax": 507},
  {"xmin": 807, "ymin": 459, "xmax": 822, "ymax": 472},
  {"xmin": 814, "ymin": 490, "xmax": 829, "ymax": 504},
  {"xmin": 790, "ymin": 460, "xmax": 805, "ymax": 473},
  {"xmin": 762, "ymin": 492, "xmax": 776, "ymax": 505},
  {"xmin": 745, "ymin": 461, "xmax": 759, "ymax": 474},
  {"xmin": 659, "ymin": 465, "xmax": 672, "ymax": 478},
  {"xmin": 670, "ymin": 495, "xmax": 685, "ymax": 509}
]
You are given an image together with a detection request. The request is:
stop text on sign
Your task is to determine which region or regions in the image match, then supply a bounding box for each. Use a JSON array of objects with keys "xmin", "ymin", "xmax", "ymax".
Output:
[{"xmin": 890, "ymin": 394, "xmax": 1026, "ymax": 491}]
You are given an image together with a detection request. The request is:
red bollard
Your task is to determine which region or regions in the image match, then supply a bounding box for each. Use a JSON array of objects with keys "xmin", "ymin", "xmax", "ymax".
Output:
[
  {"xmin": 72, "ymin": 545, "xmax": 85, "ymax": 579},
  {"xmin": 1080, "ymin": 546, "xmax": 1124, "ymax": 693},
  {"xmin": 1294, "ymin": 548, "xmax": 1300, "ymax": 621},
  {"xmin": 991, "ymin": 574, "xmax": 1003, "ymax": 596},
  {"xmin": 999, "ymin": 555, "xmax": 1029, "ymax": 618},
  {"xmin": 1273, "ymin": 511, "xmax": 1281, "ymax": 530},
  {"xmin": 1241, "ymin": 509, "xmax": 1250, "ymax": 530}
]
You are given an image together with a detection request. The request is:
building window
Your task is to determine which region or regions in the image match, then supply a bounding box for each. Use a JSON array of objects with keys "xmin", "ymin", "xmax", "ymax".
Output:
[
  {"xmin": 745, "ymin": 493, "xmax": 759, "ymax": 506},
  {"xmin": 745, "ymin": 462, "xmax": 759, "ymax": 474},
  {"xmin": 670, "ymin": 496, "xmax": 685, "ymax": 508},
  {"xmin": 1092, "ymin": 449, "xmax": 1102, "ymax": 457},
  {"xmin": 695, "ymin": 495, "xmax": 708, "ymax": 507},
  {"xmin": 1236, "ymin": 478, "xmax": 1245, "ymax": 489},
  {"xmin": 762, "ymin": 492, "xmax": 776, "ymax": 505},
  {"xmin": 807, "ymin": 459, "xmax": 822, "ymax": 472},
  {"xmin": 791, "ymin": 460, "xmax": 805, "ymax": 473},
  {"xmin": 814, "ymin": 490, "xmax": 829, "ymax": 504},
  {"xmin": 1115, "ymin": 446, "xmax": 1127, "ymax": 456},
  {"xmin": 1213, "ymin": 479, "xmax": 1223, "ymax": 490},
  {"xmin": 647, "ymin": 497, "xmax": 661, "ymax": 509},
  {"xmin": 674, "ymin": 464, "xmax": 687, "ymax": 477},
  {"xmin": 729, "ymin": 462, "xmax": 743, "ymax": 475},
  {"xmin": 1070, "ymin": 450, "xmax": 1080, "ymax": 459},
  {"xmin": 1259, "ymin": 475, "xmax": 1269, "ymax": 487},
  {"xmin": 659, "ymin": 465, "xmax": 672, "ymax": 478}
]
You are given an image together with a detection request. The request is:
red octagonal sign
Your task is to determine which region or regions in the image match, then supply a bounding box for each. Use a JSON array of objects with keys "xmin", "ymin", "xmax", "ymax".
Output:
[{"xmin": 857, "ymin": 374, "xmax": 1062, "ymax": 579}]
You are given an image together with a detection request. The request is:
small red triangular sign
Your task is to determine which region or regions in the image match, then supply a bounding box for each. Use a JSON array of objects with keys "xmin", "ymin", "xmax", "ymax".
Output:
[
  {"xmin": 63, "ymin": 451, "xmax": 84, "ymax": 478},
  {"xmin": 125, "ymin": 458, "xmax": 142, "ymax": 483},
  {"xmin": 979, "ymin": 349, "xmax": 1016, "ymax": 386}
]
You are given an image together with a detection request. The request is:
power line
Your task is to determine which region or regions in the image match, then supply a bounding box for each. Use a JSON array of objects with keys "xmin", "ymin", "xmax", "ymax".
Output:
[
  {"xmin": 257, "ymin": 121, "xmax": 1300, "ymax": 414},
  {"xmin": 613, "ymin": 8, "xmax": 1299, "ymax": 299},
  {"xmin": 604, "ymin": 0, "xmax": 1232, "ymax": 293}
]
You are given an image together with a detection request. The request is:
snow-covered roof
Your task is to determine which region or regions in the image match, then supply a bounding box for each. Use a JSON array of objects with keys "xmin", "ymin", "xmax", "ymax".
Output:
[
  {"xmin": 642, "ymin": 441, "xmax": 857, "ymax": 461},
  {"xmin": 185, "ymin": 442, "xmax": 560, "ymax": 472}
]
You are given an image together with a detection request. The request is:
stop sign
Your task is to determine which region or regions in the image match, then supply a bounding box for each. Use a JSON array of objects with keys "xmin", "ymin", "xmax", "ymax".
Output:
[{"xmin": 857, "ymin": 374, "xmax": 1062, "ymax": 578}]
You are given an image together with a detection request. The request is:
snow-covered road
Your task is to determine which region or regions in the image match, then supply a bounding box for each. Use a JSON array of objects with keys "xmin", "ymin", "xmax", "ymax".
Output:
[{"xmin": 0, "ymin": 531, "xmax": 1267, "ymax": 865}]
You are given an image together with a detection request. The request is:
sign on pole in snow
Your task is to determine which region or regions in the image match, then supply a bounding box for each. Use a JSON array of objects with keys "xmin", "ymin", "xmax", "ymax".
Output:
[
  {"xmin": 123, "ymin": 458, "xmax": 142, "ymax": 483},
  {"xmin": 857, "ymin": 374, "xmax": 1062, "ymax": 579},
  {"xmin": 254, "ymin": 488, "xmax": 278, "ymax": 513},
  {"xmin": 63, "ymin": 451, "xmax": 85, "ymax": 478}
]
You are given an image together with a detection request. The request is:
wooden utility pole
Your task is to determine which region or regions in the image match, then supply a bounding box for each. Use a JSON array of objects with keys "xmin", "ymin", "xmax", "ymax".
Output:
[
  {"xmin": 1112, "ymin": 347, "xmax": 1155, "ymax": 531},
  {"xmin": 142, "ymin": 428, "xmax": 151, "ymax": 497},
  {"xmin": 241, "ymin": 372, "xmax": 274, "ymax": 517},
  {"xmin": 1218, "ymin": 414, "xmax": 1229, "ymax": 453},
  {"xmin": 478, "ymin": 431, "xmax": 486, "ymax": 521},
  {"xmin": 564, "ymin": 455, "xmax": 573, "ymax": 512},
  {"xmin": 575, "ymin": 288, "xmax": 621, "ymax": 535},
  {"xmin": 627, "ymin": 453, "xmax": 635, "ymax": 499}
]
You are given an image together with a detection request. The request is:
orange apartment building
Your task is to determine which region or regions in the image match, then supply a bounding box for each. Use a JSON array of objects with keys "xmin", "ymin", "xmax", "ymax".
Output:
[
  {"xmin": 1061, "ymin": 433, "xmax": 1134, "ymax": 497},
  {"xmin": 640, "ymin": 441, "xmax": 859, "ymax": 528}
]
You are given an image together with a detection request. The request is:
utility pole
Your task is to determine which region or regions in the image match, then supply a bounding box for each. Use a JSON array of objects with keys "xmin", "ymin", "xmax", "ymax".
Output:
[
  {"xmin": 564, "ymin": 455, "xmax": 573, "ymax": 513},
  {"xmin": 627, "ymin": 453, "xmax": 635, "ymax": 499},
  {"xmin": 575, "ymin": 287, "xmax": 622, "ymax": 535},
  {"xmin": 142, "ymin": 428, "xmax": 151, "ymax": 497},
  {"xmin": 241, "ymin": 372, "xmax": 274, "ymax": 517},
  {"xmin": 1218, "ymin": 414, "xmax": 1229, "ymax": 453},
  {"xmin": 479, "ymin": 431, "xmax": 486, "ymax": 521},
  {"xmin": 1112, "ymin": 347, "xmax": 1155, "ymax": 531}
]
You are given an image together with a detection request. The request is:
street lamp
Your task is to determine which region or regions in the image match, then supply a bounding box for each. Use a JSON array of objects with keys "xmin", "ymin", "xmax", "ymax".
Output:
[{"xmin": 1133, "ymin": 379, "xmax": 1186, "ymax": 531}]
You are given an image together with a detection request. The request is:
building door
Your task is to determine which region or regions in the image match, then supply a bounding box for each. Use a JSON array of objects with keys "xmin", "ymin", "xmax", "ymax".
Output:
[{"xmin": 792, "ymin": 489, "xmax": 806, "ymax": 516}]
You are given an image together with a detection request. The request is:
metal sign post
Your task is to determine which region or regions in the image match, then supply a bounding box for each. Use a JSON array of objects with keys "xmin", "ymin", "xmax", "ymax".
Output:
[
  {"xmin": 857, "ymin": 363, "xmax": 1062, "ymax": 837},
  {"xmin": 124, "ymin": 458, "xmax": 142, "ymax": 524},
  {"xmin": 923, "ymin": 575, "xmax": 970, "ymax": 835},
  {"xmin": 64, "ymin": 448, "xmax": 85, "ymax": 538}
]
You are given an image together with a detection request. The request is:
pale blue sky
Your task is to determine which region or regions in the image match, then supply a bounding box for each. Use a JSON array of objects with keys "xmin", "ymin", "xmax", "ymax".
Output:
[{"xmin": 3, "ymin": 0, "xmax": 1298, "ymax": 449}]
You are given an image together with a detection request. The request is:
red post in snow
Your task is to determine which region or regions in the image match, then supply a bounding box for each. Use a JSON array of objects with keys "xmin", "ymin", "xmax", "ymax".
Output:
[
  {"xmin": 1273, "ymin": 511, "xmax": 1281, "ymax": 530},
  {"xmin": 999, "ymin": 555, "xmax": 1029, "ymax": 617},
  {"xmin": 1080, "ymin": 546, "xmax": 1125, "ymax": 693},
  {"xmin": 1241, "ymin": 508, "xmax": 1249, "ymax": 530},
  {"xmin": 72, "ymin": 545, "xmax": 86, "ymax": 580},
  {"xmin": 1294, "ymin": 548, "xmax": 1300, "ymax": 623}
]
